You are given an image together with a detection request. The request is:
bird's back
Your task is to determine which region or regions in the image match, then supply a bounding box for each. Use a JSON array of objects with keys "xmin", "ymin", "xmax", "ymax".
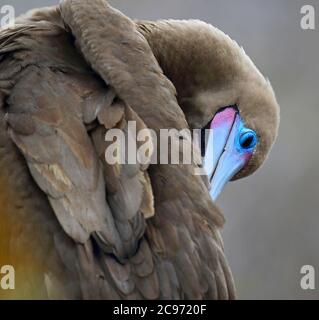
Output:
[{"xmin": 0, "ymin": 4, "xmax": 236, "ymax": 300}]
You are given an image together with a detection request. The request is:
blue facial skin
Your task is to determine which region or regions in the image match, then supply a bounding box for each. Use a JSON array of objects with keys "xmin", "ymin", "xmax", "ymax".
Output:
[
  {"xmin": 237, "ymin": 127, "xmax": 258, "ymax": 153},
  {"xmin": 203, "ymin": 107, "xmax": 258, "ymax": 201}
]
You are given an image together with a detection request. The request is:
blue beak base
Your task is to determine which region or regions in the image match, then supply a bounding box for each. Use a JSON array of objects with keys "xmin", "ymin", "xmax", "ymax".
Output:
[{"xmin": 203, "ymin": 107, "xmax": 258, "ymax": 201}]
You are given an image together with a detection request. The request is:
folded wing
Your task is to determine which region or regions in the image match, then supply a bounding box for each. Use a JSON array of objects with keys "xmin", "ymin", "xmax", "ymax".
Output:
[{"xmin": 0, "ymin": 0, "xmax": 236, "ymax": 299}]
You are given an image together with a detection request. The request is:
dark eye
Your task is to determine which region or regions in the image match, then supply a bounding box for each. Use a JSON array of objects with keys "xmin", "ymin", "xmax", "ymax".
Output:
[{"xmin": 239, "ymin": 129, "xmax": 258, "ymax": 150}]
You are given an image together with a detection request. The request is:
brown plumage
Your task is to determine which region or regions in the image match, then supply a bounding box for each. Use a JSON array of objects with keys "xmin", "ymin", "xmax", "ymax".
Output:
[{"xmin": 0, "ymin": 0, "xmax": 279, "ymax": 299}]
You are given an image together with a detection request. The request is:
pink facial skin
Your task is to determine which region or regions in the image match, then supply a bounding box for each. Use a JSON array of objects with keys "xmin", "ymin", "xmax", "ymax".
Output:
[
  {"xmin": 205, "ymin": 106, "xmax": 257, "ymax": 201},
  {"xmin": 211, "ymin": 107, "xmax": 237, "ymax": 130}
]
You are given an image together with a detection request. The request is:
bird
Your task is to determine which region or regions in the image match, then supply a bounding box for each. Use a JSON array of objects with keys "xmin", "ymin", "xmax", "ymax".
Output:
[{"xmin": 0, "ymin": 0, "xmax": 279, "ymax": 299}]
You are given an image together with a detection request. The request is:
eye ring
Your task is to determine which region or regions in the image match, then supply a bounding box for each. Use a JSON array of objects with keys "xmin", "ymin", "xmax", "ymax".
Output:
[{"xmin": 239, "ymin": 129, "xmax": 258, "ymax": 150}]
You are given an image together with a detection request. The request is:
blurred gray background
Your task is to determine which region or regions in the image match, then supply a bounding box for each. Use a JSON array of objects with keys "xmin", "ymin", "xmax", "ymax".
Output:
[{"xmin": 3, "ymin": 0, "xmax": 319, "ymax": 300}]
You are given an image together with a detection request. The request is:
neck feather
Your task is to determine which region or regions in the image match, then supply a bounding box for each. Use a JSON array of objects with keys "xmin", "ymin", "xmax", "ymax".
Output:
[{"xmin": 136, "ymin": 20, "xmax": 250, "ymax": 101}]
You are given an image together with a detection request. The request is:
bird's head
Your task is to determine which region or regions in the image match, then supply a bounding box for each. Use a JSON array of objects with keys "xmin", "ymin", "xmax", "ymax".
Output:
[{"xmin": 138, "ymin": 19, "xmax": 280, "ymax": 201}]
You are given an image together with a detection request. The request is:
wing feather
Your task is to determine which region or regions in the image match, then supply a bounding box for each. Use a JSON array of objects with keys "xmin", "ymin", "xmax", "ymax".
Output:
[{"xmin": 0, "ymin": 0, "xmax": 236, "ymax": 300}]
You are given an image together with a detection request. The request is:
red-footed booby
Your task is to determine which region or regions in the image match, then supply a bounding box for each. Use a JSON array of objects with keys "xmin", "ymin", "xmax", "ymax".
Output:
[{"xmin": 0, "ymin": 0, "xmax": 279, "ymax": 299}]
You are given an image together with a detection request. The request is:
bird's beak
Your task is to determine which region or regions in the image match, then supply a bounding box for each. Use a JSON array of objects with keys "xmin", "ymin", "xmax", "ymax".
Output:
[{"xmin": 203, "ymin": 107, "xmax": 252, "ymax": 201}]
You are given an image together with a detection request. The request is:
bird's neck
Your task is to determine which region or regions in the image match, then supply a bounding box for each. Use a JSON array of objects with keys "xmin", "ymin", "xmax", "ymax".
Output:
[
  {"xmin": 136, "ymin": 19, "xmax": 241, "ymax": 125},
  {"xmin": 136, "ymin": 19, "xmax": 257, "ymax": 101},
  {"xmin": 136, "ymin": 20, "xmax": 208, "ymax": 101}
]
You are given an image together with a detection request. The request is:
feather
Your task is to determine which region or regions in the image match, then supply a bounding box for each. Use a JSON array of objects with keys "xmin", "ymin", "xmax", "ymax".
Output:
[{"xmin": 0, "ymin": 0, "xmax": 248, "ymax": 300}]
